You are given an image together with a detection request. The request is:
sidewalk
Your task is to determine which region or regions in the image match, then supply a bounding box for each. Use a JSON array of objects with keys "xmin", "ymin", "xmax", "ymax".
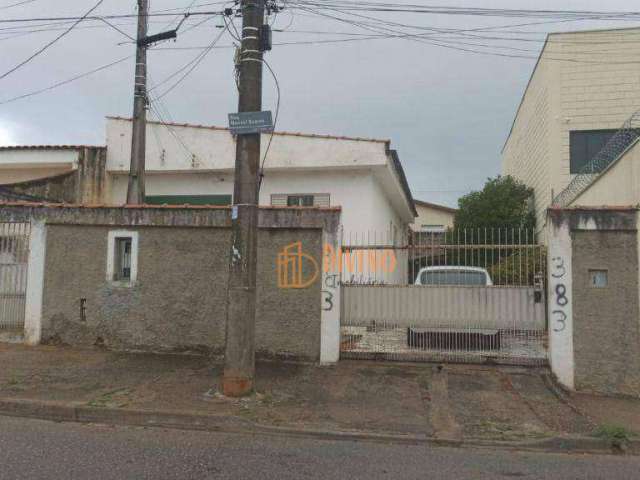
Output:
[{"xmin": 0, "ymin": 343, "xmax": 638, "ymax": 453}]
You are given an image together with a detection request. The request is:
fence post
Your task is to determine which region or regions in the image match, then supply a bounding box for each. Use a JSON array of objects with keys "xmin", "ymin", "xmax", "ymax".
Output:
[
  {"xmin": 547, "ymin": 215, "xmax": 575, "ymax": 389},
  {"xmin": 24, "ymin": 220, "xmax": 46, "ymax": 346},
  {"xmin": 320, "ymin": 227, "xmax": 341, "ymax": 364}
]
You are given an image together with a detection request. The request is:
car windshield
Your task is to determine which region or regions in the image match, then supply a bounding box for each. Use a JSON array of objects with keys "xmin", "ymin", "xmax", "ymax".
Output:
[{"xmin": 420, "ymin": 270, "xmax": 487, "ymax": 286}]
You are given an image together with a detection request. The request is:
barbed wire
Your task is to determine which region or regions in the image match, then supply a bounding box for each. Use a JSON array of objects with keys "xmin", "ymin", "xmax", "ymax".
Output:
[{"xmin": 552, "ymin": 110, "xmax": 640, "ymax": 207}]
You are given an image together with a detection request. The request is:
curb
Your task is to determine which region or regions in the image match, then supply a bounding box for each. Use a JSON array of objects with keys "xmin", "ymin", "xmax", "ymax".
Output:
[
  {"xmin": 0, "ymin": 398, "xmax": 426, "ymax": 446},
  {"xmin": 0, "ymin": 397, "xmax": 638, "ymax": 455}
]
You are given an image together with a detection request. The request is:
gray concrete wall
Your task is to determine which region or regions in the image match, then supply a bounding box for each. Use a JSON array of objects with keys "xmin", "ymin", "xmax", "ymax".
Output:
[
  {"xmin": 572, "ymin": 229, "xmax": 640, "ymax": 397},
  {"xmin": 41, "ymin": 224, "xmax": 323, "ymax": 361}
]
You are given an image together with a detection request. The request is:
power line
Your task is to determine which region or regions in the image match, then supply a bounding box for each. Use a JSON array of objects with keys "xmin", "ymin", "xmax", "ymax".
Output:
[
  {"xmin": 0, "ymin": 0, "xmax": 39, "ymax": 10},
  {"xmin": 288, "ymin": 1, "xmax": 640, "ymax": 20},
  {"xmin": 0, "ymin": 10, "xmax": 226, "ymax": 23},
  {"xmin": 152, "ymin": 36, "xmax": 640, "ymax": 64},
  {"xmin": 0, "ymin": 55, "xmax": 133, "ymax": 105},
  {"xmin": 0, "ymin": 0, "xmax": 105, "ymax": 81},
  {"xmin": 290, "ymin": 4, "xmax": 640, "ymax": 64},
  {"xmin": 151, "ymin": 21, "xmax": 230, "ymax": 101},
  {"xmin": 258, "ymin": 58, "xmax": 281, "ymax": 191}
]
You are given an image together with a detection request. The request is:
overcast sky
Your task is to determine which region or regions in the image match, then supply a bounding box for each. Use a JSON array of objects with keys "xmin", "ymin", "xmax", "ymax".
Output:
[{"xmin": 0, "ymin": 0, "xmax": 637, "ymax": 206}]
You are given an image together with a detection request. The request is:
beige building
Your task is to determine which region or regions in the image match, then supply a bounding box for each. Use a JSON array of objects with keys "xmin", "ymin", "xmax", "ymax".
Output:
[
  {"xmin": 502, "ymin": 27, "xmax": 640, "ymax": 233},
  {"xmin": 411, "ymin": 200, "xmax": 456, "ymax": 232}
]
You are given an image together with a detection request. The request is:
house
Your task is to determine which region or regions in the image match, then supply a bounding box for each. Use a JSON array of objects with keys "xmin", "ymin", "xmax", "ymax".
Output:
[
  {"xmin": 410, "ymin": 199, "xmax": 456, "ymax": 233},
  {"xmin": 0, "ymin": 117, "xmax": 416, "ymax": 241},
  {"xmin": 502, "ymin": 27, "xmax": 640, "ymax": 235}
]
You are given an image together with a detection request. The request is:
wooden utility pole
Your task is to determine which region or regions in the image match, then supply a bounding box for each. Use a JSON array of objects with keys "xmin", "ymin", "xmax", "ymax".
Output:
[
  {"xmin": 223, "ymin": 0, "xmax": 265, "ymax": 397},
  {"xmin": 126, "ymin": 0, "xmax": 149, "ymax": 204}
]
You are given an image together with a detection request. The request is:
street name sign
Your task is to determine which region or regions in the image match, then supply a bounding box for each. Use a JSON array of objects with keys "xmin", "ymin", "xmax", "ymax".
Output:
[{"xmin": 228, "ymin": 111, "xmax": 274, "ymax": 135}]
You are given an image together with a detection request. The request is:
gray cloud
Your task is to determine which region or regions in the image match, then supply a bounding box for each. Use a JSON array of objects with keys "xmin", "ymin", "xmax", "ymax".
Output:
[{"xmin": 0, "ymin": 0, "xmax": 636, "ymax": 206}]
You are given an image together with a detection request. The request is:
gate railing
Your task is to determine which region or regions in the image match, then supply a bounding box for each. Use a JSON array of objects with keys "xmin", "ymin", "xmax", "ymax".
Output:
[
  {"xmin": 340, "ymin": 227, "xmax": 546, "ymax": 287},
  {"xmin": 339, "ymin": 227, "xmax": 547, "ymax": 365},
  {"xmin": 0, "ymin": 223, "xmax": 30, "ymax": 331}
]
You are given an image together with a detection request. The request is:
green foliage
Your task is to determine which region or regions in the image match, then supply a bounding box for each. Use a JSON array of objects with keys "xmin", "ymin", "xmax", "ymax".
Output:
[
  {"xmin": 488, "ymin": 249, "xmax": 547, "ymax": 286},
  {"xmin": 455, "ymin": 175, "xmax": 535, "ymax": 231},
  {"xmin": 594, "ymin": 424, "xmax": 634, "ymax": 442}
]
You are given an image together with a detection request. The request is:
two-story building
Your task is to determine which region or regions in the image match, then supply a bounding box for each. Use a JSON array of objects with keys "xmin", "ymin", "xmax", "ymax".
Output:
[{"xmin": 502, "ymin": 27, "xmax": 640, "ymax": 235}]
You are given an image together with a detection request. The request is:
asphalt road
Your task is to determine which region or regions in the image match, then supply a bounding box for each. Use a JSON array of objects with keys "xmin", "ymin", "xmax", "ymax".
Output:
[{"xmin": 0, "ymin": 416, "xmax": 639, "ymax": 479}]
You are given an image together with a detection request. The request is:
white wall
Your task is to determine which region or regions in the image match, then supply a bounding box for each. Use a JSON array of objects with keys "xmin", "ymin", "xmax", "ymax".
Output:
[
  {"xmin": 106, "ymin": 117, "xmax": 389, "ymax": 173},
  {"xmin": 105, "ymin": 116, "xmax": 415, "ymax": 236},
  {"xmin": 109, "ymin": 168, "xmax": 407, "ymax": 238},
  {"xmin": 411, "ymin": 204, "xmax": 455, "ymax": 231},
  {"xmin": 573, "ymin": 140, "xmax": 640, "ymax": 206},
  {"xmin": 0, "ymin": 149, "xmax": 77, "ymax": 185},
  {"xmin": 109, "ymin": 172, "xmax": 234, "ymax": 204}
]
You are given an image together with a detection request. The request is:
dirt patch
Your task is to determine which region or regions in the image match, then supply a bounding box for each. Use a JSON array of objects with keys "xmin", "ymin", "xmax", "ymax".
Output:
[{"xmin": 446, "ymin": 368, "xmax": 550, "ymax": 440}]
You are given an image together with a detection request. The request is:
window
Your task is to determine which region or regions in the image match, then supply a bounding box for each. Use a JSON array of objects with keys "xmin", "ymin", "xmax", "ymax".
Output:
[
  {"xmin": 569, "ymin": 129, "xmax": 638, "ymax": 174},
  {"xmin": 421, "ymin": 224, "xmax": 446, "ymax": 233},
  {"xmin": 271, "ymin": 193, "xmax": 330, "ymax": 208},
  {"xmin": 113, "ymin": 238, "xmax": 132, "ymax": 281},
  {"xmin": 107, "ymin": 231, "xmax": 138, "ymax": 286},
  {"xmin": 589, "ymin": 269, "xmax": 608, "ymax": 288},
  {"xmin": 287, "ymin": 195, "xmax": 314, "ymax": 207}
]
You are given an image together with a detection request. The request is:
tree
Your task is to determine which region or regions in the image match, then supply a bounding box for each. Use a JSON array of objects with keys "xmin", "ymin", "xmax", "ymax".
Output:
[{"xmin": 454, "ymin": 175, "xmax": 535, "ymax": 230}]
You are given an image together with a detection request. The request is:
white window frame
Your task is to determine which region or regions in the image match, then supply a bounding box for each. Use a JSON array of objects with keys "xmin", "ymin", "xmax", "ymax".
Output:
[
  {"xmin": 420, "ymin": 224, "xmax": 446, "ymax": 233},
  {"xmin": 106, "ymin": 230, "xmax": 139, "ymax": 287}
]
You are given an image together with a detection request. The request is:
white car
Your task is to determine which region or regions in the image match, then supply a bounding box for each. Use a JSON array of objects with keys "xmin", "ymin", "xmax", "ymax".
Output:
[{"xmin": 414, "ymin": 266, "xmax": 493, "ymax": 286}]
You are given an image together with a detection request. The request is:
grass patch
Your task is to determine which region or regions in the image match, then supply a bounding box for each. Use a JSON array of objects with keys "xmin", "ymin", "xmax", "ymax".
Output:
[
  {"xmin": 593, "ymin": 424, "xmax": 635, "ymax": 443},
  {"xmin": 87, "ymin": 388, "xmax": 132, "ymax": 408},
  {"xmin": 7, "ymin": 376, "xmax": 21, "ymax": 386}
]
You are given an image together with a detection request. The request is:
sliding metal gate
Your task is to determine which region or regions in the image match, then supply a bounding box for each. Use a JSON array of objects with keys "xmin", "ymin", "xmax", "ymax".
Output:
[
  {"xmin": 0, "ymin": 223, "xmax": 30, "ymax": 331},
  {"xmin": 339, "ymin": 227, "xmax": 547, "ymax": 365}
]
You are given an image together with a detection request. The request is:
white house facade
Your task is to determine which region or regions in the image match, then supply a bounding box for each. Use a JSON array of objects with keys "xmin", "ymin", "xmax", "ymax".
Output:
[
  {"xmin": 0, "ymin": 117, "xmax": 416, "ymax": 240},
  {"xmin": 410, "ymin": 200, "xmax": 457, "ymax": 232}
]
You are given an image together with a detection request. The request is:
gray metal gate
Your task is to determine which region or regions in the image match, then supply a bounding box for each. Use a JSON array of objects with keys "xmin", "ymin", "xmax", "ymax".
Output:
[
  {"xmin": 339, "ymin": 227, "xmax": 547, "ymax": 365},
  {"xmin": 0, "ymin": 223, "xmax": 30, "ymax": 331}
]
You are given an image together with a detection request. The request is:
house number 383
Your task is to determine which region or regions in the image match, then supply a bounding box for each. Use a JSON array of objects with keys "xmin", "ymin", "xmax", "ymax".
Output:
[{"xmin": 551, "ymin": 257, "xmax": 568, "ymax": 332}]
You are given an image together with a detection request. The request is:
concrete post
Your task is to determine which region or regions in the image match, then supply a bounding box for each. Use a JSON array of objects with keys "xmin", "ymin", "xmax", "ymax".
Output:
[
  {"xmin": 24, "ymin": 220, "xmax": 46, "ymax": 346},
  {"xmin": 547, "ymin": 213, "xmax": 575, "ymax": 390},
  {"xmin": 320, "ymin": 229, "xmax": 341, "ymax": 364}
]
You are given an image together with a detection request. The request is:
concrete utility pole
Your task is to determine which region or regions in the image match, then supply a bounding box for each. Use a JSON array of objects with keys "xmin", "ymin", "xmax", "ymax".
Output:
[
  {"xmin": 126, "ymin": 0, "xmax": 149, "ymax": 205},
  {"xmin": 223, "ymin": 0, "xmax": 265, "ymax": 397}
]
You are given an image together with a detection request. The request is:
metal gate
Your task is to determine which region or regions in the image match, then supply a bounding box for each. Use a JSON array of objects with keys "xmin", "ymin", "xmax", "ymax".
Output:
[
  {"xmin": 0, "ymin": 223, "xmax": 30, "ymax": 332},
  {"xmin": 339, "ymin": 227, "xmax": 547, "ymax": 365}
]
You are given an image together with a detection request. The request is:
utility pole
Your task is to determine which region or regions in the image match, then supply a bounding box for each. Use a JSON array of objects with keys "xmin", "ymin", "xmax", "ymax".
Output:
[
  {"xmin": 126, "ymin": 0, "xmax": 149, "ymax": 205},
  {"xmin": 223, "ymin": 0, "xmax": 265, "ymax": 397}
]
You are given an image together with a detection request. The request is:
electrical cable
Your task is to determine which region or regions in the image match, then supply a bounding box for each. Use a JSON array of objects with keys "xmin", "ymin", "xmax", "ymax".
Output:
[
  {"xmin": 0, "ymin": 54, "xmax": 133, "ymax": 105},
  {"xmin": 0, "ymin": 0, "xmax": 39, "ymax": 10},
  {"xmin": 0, "ymin": 0, "xmax": 105, "ymax": 81},
  {"xmin": 257, "ymin": 57, "xmax": 281, "ymax": 192},
  {"xmin": 151, "ymin": 20, "xmax": 230, "ymax": 101}
]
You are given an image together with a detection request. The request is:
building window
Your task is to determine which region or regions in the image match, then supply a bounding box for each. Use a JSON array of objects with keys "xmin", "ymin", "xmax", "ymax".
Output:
[
  {"xmin": 568, "ymin": 129, "xmax": 640, "ymax": 174},
  {"xmin": 421, "ymin": 224, "xmax": 446, "ymax": 233},
  {"xmin": 287, "ymin": 195, "xmax": 314, "ymax": 207},
  {"xmin": 271, "ymin": 193, "xmax": 330, "ymax": 208},
  {"xmin": 114, "ymin": 238, "xmax": 132, "ymax": 281},
  {"xmin": 107, "ymin": 231, "xmax": 138, "ymax": 286},
  {"xmin": 589, "ymin": 269, "xmax": 608, "ymax": 288}
]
